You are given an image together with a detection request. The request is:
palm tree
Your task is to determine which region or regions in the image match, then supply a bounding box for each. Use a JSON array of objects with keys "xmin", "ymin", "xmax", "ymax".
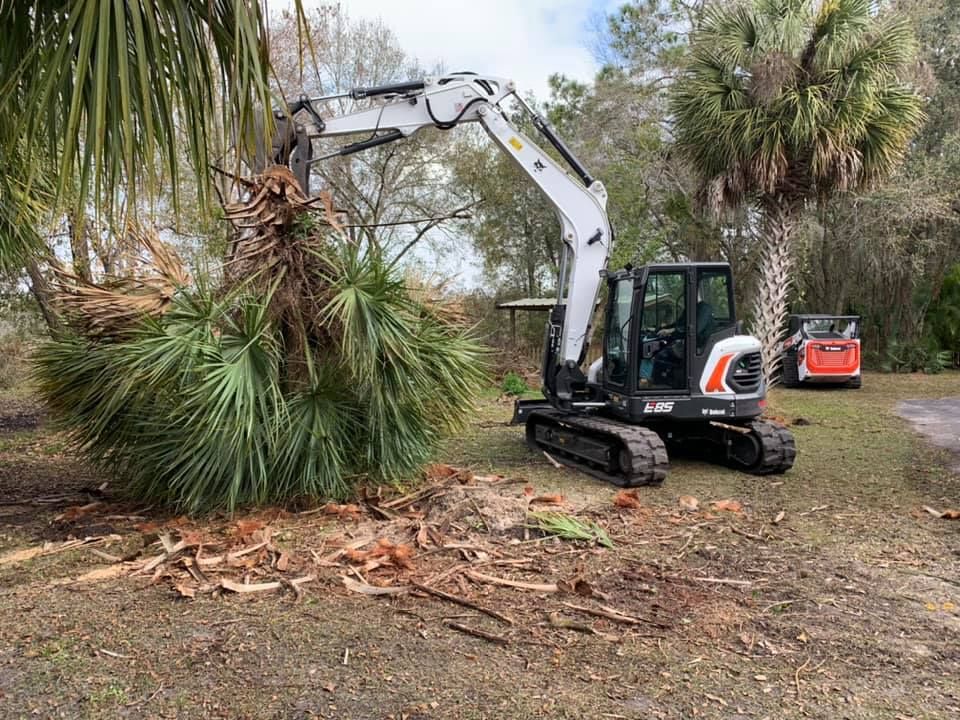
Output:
[
  {"xmin": 0, "ymin": 1, "xmax": 278, "ymax": 272},
  {"xmin": 670, "ymin": 0, "xmax": 924, "ymax": 381}
]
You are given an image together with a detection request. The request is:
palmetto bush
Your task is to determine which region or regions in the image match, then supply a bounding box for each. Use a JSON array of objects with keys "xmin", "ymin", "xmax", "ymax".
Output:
[{"xmin": 35, "ymin": 173, "xmax": 486, "ymax": 513}]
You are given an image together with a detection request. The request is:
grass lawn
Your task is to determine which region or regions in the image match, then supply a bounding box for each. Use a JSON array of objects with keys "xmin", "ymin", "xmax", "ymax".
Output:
[{"xmin": 0, "ymin": 372, "xmax": 958, "ymax": 719}]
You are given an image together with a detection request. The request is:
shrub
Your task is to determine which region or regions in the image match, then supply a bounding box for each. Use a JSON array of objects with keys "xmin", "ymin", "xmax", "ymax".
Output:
[
  {"xmin": 501, "ymin": 371, "xmax": 529, "ymax": 396},
  {"xmin": 881, "ymin": 337, "xmax": 952, "ymax": 374}
]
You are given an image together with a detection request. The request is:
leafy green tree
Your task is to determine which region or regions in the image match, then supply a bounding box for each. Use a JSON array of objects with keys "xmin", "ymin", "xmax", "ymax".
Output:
[
  {"xmin": 0, "ymin": 1, "xmax": 279, "ymax": 272},
  {"xmin": 671, "ymin": 0, "xmax": 925, "ymax": 380},
  {"xmin": 929, "ymin": 264, "xmax": 960, "ymax": 366}
]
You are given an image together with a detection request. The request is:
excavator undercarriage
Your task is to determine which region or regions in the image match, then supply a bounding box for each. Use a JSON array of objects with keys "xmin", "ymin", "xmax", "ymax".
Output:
[{"xmin": 524, "ymin": 411, "xmax": 795, "ymax": 487}]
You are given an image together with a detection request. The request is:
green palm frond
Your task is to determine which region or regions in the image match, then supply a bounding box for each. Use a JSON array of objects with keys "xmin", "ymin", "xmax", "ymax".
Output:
[
  {"xmin": 671, "ymin": 0, "xmax": 924, "ymax": 206},
  {"xmin": 34, "ymin": 241, "xmax": 487, "ymax": 514},
  {"xmin": 0, "ymin": 0, "xmax": 289, "ymax": 269}
]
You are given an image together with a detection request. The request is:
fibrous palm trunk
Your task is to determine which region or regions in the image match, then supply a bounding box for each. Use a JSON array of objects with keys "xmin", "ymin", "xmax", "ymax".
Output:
[{"xmin": 752, "ymin": 198, "xmax": 801, "ymax": 385}]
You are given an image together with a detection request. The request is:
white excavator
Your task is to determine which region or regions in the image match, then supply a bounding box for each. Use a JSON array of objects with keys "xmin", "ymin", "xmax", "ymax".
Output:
[{"xmin": 263, "ymin": 72, "xmax": 795, "ymax": 486}]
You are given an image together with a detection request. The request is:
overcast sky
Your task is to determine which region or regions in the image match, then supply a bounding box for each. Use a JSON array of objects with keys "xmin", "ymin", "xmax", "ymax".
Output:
[{"xmin": 298, "ymin": 0, "xmax": 620, "ymax": 99}]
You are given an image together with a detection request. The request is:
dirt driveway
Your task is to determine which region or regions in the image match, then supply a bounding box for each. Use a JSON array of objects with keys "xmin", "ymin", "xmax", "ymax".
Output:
[{"xmin": 1, "ymin": 373, "xmax": 959, "ymax": 719}]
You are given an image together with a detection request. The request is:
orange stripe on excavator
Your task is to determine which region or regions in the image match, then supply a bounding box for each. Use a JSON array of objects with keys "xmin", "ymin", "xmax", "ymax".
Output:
[{"xmin": 706, "ymin": 353, "xmax": 735, "ymax": 393}]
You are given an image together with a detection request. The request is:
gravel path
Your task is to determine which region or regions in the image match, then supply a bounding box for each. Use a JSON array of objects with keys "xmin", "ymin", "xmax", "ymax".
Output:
[{"xmin": 897, "ymin": 397, "xmax": 960, "ymax": 471}]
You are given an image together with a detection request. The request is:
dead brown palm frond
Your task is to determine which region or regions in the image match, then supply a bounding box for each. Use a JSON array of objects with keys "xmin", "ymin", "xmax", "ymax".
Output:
[
  {"xmin": 406, "ymin": 275, "xmax": 471, "ymax": 328},
  {"xmin": 50, "ymin": 225, "xmax": 189, "ymax": 337},
  {"xmin": 222, "ymin": 165, "xmax": 346, "ymax": 282}
]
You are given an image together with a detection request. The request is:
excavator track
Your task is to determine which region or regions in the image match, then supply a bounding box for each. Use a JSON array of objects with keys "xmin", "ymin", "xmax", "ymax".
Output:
[
  {"xmin": 736, "ymin": 420, "xmax": 796, "ymax": 475},
  {"xmin": 526, "ymin": 410, "xmax": 669, "ymax": 487}
]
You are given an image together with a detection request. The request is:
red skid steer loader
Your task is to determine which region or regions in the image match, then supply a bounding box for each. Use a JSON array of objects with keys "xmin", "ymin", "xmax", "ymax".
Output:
[{"xmin": 781, "ymin": 315, "xmax": 861, "ymax": 388}]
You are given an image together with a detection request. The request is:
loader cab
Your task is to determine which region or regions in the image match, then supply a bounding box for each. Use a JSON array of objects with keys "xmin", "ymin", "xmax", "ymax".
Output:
[{"xmin": 601, "ymin": 263, "xmax": 742, "ymax": 417}]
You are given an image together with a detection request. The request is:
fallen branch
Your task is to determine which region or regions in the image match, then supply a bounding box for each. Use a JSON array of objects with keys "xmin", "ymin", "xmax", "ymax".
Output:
[
  {"xmin": 542, "ymin": 451, "xmax": 564, "ymax": 470},
  {"xmin": 411, "ymin": 581, "xmax": 515, "ymax": 625},
  {"xmin": 547, "ymin": 612, "xmax": 618, "ymax": 642},
  {"xmin": 465, "ymin": 570, "xmax": 558, "ymax": 593},
  {"xmin": 445, "ymin": 621, "xmax": 509, "ymax": 646},
  {"xmin": 341, "ymin": 577, "xmax": 410, "ymax": 596},
  {"xmin": 0, "ymin": 535, "xmax": 121, "ymax": 567},
  {"xmin": 692, "ymin": 576, "xmax": 752, "ymax": 587},
  {"xmin": 560, "ymin": 601, "xmax": 670, "ymax": 629},
  {"xmin": 220, "ymin": 575, "xmax": 315, "ymax": 594},
  {"xmin": 729, "ymin": 526, "xmax": 764, "ymax": 541}
]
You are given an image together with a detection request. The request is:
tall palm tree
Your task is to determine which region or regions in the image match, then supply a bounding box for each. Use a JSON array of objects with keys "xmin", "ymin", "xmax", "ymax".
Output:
[
  {"xmin": 0, "ymin": 1, "xmax": 279, "ymax": 271},
  {"xmin": 670, "ymin": 0, "xmax": 924, "ymax": 381}
]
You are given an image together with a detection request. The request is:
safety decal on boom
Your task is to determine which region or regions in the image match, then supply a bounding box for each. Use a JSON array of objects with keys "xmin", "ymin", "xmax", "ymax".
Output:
[{"xmin": 508, "ymin": 137, "xmax": 523, "ymax": 151}]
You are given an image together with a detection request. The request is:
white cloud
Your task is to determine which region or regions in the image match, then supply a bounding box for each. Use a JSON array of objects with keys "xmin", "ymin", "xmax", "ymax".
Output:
[{"xmin": 306, "ymin": 0, "xmax": 616, "ymax": 99}]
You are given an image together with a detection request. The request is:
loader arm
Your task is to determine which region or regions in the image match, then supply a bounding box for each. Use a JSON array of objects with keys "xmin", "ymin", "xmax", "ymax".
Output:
[{"xmin": 266, "ymin": 73, "xmax": 611, "ymax": 407}]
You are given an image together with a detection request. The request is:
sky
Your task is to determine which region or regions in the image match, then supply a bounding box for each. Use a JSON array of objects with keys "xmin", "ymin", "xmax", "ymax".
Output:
[{"xmin": 300, "ymin": 0, "xmax": 620, "ymax": 99}]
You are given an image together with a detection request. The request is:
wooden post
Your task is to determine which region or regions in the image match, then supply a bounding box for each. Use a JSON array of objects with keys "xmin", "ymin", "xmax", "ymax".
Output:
[{"xmin": 510, "ymin": 308, "xmax": 517, "ymax": 346}]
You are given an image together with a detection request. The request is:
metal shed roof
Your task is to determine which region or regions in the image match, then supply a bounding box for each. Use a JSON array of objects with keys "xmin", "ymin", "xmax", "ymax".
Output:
[{"xmin": 495, "ymin": 298, "xmax": 559, "ymax": 311}]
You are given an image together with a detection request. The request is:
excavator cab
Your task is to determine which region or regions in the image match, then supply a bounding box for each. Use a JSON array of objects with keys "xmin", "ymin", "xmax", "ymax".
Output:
[{"xmin": 597, "ymin": 263, "xmax": 761, "ymax": 419}]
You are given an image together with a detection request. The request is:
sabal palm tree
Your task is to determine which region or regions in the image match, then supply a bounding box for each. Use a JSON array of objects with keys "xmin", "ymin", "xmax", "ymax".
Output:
[
  {"xmin": 670, "ymin": 0, "xmax": 924, "ymax": 381},
  {"xmin": 0, "ymin": 1, "xmax": 278, "ymax": 271}
]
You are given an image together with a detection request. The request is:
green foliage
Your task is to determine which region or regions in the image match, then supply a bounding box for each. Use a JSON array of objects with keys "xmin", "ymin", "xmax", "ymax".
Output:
[
  {"xmin": 0, "ymin": 1, "xmax": 285, "ymax": 269},
  {"xmin": 880, "ymin": 337, "xmax": 951, "ymax": 374},
  {"xmin": 33, "ymin": 245, "xmax": 486, "ymax": 513},
  {"xmin": 501, "ymin": 371, "xmax": 529, "ymax": 396},
  {"xmin": 671, "ymin": 0, "xmax": 925, "ymax": 209},
  {"xmin": 528, "ymin": 511, "xmax": 614, "ymax": 548},
  {"xmin": 928, "ymin": 264, "xmax": 960, "ymax": 365}
]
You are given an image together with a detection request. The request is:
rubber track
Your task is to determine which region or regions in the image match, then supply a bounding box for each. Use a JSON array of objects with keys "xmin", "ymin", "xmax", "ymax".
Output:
[
  {"xmin": 527, "ymin": 411, "xmax": 670, "ymax": 487},
  {"xmin": 781, "ymin": 353, "xmax": 800, "ymax": 387},
  {"xmin": 745, "ymin": 420, "xmax": 796, "ymax": 475}
]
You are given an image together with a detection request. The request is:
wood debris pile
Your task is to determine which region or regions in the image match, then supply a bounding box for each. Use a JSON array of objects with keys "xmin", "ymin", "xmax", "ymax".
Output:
[{"xmin": 5, "ymin": 466, "xmax": 785, "ymax": 647}]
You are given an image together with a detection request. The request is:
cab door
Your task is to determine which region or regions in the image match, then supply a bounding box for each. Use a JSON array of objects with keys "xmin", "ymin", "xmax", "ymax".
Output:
[
  {"xmin": 602, "ymin": 276, "xmax": 635, "ymax": 392},
  {"xmin": 636, "ymin": 270, "xmax": 689, "ymax": 392}
]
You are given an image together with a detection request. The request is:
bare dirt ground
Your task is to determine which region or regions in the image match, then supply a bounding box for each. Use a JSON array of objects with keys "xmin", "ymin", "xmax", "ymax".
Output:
[{"xmin": 0, "ymin": 372, "xmax": 958, "ymax": 719}]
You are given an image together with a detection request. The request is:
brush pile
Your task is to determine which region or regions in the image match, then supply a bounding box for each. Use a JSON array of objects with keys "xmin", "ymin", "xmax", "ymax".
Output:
[{"xmin": 35, "ymin": 167, "xmax": 486, "ymax": 513}]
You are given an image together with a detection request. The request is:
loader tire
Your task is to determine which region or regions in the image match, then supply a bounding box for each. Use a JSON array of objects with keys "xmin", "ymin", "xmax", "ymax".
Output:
[{"xmin": 845, "ymin": 375, "xmax": 862, "ymax": 389}]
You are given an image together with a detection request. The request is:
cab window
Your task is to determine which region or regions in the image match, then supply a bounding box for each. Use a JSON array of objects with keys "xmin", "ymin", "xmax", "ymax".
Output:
[{"xmin": 696, "ymin": 269, "xmax": 735, "ymax": 354}]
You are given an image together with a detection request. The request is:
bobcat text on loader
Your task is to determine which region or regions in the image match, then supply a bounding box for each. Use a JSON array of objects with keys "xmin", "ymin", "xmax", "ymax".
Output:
[
  {"xmin": 264, "ymin": 72, "xmax": 796, "ymax": 487},
  {"xmin": 781, "ymin": 315, "xmax": 862, "ymax": 388}
]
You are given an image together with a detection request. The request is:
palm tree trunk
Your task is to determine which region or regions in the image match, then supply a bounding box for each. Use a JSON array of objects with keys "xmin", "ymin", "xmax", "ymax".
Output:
[
  {"xmin": 752, "ymin": 198, "xmax": 801, "ymax": 384},
  {"xmin": 24, "ymin": 257, "xmax": 62, "ymax": 334}
]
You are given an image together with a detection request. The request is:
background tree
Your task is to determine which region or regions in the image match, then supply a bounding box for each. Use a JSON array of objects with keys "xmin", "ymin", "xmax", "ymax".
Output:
[
  {"xmin": 670, "ymin": 0, "xmax": 925, "ymax": 379},
  {"xmin": 268, "ymin": 7, "xmax": 475, "ymax": 268}
]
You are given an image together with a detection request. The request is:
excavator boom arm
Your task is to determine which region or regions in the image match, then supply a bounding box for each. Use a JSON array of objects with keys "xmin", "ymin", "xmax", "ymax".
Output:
[{"xmin": 267, "ymin": 73, "xmax": 611, "ymax": 406}]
